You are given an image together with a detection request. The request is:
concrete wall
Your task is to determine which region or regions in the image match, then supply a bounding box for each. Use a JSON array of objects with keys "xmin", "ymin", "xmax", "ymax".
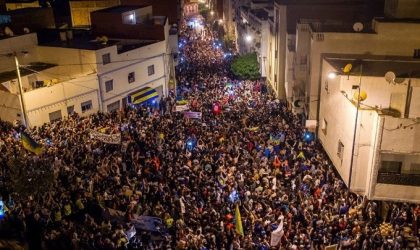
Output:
[
  {"xmin": 307, "ymin": 20, "xmax": 420, "ymax": 120},
  {"xmin": 319, "ymin": 59, "xmax": 420, "ymax": 198},
  {"xmin": 91, "ymin": 11, "xmax": 165, "ymax": 40},
  {"xmin": 271, "ymin": 3, "xmax": 286, "ymax": 99},
  {"xmin": 120, "ymin": 0, "xmax": 181, "ymax": 24},
  {"xmin": 96, "ymin": 40, "xmax": 168, "ymax": 110},
  {"xmin": 24, "ymin": 74, "xmax": 100, "ymax": 127},
  {"xmin": 6, "ymin": 1, "xmax": 40, "ymax": 10},
  {"xmin": 0, "ymin": 33, "xmax": 38, "ymax": 72},
  {"xmin": 381, "ymin": 116, "xmax": 420, "ymax": 153},
  {"xmin": 385, "ymin": 0, "xmax": 420, "ymax": 19},
  {"xmin": 0, "ymin": 91, "xmax": 21, "ymax": 123},
  {"xmin": 70, "ymin": 0, "xmax": 121, "ymax": 27}
]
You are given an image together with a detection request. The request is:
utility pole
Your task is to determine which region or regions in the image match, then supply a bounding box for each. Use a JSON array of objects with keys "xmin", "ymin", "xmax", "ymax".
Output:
[
  {"xmin": 14, "ymin": 53, "xmax": 29, "ymax": 127},
  {"xmin": 348, "ymin": 63, "xmax": 363, "ymax": 190}
]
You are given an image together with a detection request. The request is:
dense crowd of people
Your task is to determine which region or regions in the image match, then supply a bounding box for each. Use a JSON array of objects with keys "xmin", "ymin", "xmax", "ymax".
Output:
[{"xmin": 0, "ymin": 17, "xmax": 419, "ymax": 250}]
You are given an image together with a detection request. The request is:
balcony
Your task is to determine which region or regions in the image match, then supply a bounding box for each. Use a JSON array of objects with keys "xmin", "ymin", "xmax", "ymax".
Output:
[{"xmin": 377, "ymin": 172, "xmax": 420, "ymax": 187}]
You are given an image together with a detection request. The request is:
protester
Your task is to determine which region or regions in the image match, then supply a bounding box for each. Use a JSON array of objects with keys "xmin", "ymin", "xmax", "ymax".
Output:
[{"xmin": 0, "ymin": 17, "xmax": 418, "ymax": 250}]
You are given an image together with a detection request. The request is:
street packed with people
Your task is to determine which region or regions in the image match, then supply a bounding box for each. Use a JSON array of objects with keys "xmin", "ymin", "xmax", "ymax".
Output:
[{"xmin": 0, "ymin": 17, "xmax": 419, "ymax": 250}]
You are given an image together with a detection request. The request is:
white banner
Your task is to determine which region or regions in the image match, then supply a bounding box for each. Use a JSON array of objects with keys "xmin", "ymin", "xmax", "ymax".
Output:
[
  {"xmin": 176, "ymin": 105, "xmax": 189, "ymax": 112},
  {"xmin": 184, "ymin": 111, "xmax": 202, "ymax": 119},
  {"xmin": 90, "ymin": 131, "xmax": 121, "ymax": 144}
]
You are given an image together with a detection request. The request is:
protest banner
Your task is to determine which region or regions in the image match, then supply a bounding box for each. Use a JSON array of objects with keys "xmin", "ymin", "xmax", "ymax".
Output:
[{"xmin": 90, "ymin": 131, "xmax": 121, "ymax": 144}]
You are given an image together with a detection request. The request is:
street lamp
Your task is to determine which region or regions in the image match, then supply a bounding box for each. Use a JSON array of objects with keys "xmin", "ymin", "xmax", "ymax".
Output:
[
  {"xmin": 327, "ymin": 72, "xmax": 337, "ymax": 79},
  {"xmin": 245, "ymin": 34, "xmax": 252, "ymax": 43},
  {"xmin": 218, "ymin": 19, "xmax": 223, "ymax": 24},
  {"xmin": 210, "ymin": 10, "xmax": 215, "ymax": 16}
]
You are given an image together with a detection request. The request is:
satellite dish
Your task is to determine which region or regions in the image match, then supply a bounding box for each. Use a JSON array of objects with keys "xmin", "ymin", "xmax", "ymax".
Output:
[
  {"xmin": 293, "ymin": 100, "xmax": 303, "ymax": 108},
  {"xmin": 353, "ymin": 90, "xmax": 367, "ymax": 102},
  {"xmin": 343, "ymin": 63, "xmax": 352, "ymax": 73},
  {"xmin": 385, "ymin": 71, "xmax": 396, "ymax": 83},
  {"xmin": 101, "ymin": 36, "xmax": 108, "ymax": 45},
  {"xmin": 4, "ymin": 26, "xmax": 14, "ymax": 36},
  {"xmin": 353, "ymin": 22, "xmax": 364, "ymax": 32},
  {"xmin": 23, "ymin": 27, "xmax": 30, "ymax": 34}
]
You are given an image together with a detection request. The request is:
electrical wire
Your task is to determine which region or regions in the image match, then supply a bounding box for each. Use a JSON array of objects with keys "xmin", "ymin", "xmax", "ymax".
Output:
[
  {"xmin": 20, "ymin": 66, "xmax": 158, "ymax": 101},
  {"xmin": 19, "ymin": 53, "xmax": 175, "ymax": 67},
  {"xmin": 384, "ymin": 120, "xmax": 420, "ymax": 131}
]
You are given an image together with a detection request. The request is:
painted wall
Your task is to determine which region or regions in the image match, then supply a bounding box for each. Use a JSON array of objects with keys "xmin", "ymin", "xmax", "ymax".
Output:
[
  {"xmin": 96, "ymin": 40, "xmax": 168, "ymax": 110},
  {"xmin": 6, "ymin": 1, "xmax": 40, "ymax": 10},
  {"xmin": 35, "ymin": 46, "xmax": 98, "ymax": 78},
  {"xmin": 24, "ymin": 74, "xmax": 99, "ymax": 127},
  {"xmin": 0, "ymin": 33, "xmax": 38, "ymax": 73},
  {"xmin": 0, "ymin": 91, "xmax": 20, "ymax": 123},
  {"xmin": 69, "ymin": 0, "xmax": 121, "ymax": 27},
  {"xmin": 307, "ymin": 20, "xmax": 420, "ymax": 120},
  {"xmin": 319, "ymin": 59, "xmax": 420, "ymax": 199}
]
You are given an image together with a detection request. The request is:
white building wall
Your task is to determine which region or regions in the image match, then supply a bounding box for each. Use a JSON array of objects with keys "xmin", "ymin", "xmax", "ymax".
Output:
[
  {"xmin": 319, "ymin": 59, "xmax": 420, "ymax": 200},
  {"xmin": 307, "ymin": 20, "xmax": 420, "ymax": 120},
  {"xmin": 0, "ymin": 33, "xmax": 39, "ymax": 72},
  {"xmin": 36, "ymin": 46, "xmax": 98, "ymax": 77},
  {"xmin": 24, "ymin": 74, "xmax": 99, "ymax": 127},
  {"xmin": 0, "ymin": 91, "xmax": 21, "ymax": 123},
  {"xmin": 96, "ymin": 41, "xmax": 168, "ymax": 110}
]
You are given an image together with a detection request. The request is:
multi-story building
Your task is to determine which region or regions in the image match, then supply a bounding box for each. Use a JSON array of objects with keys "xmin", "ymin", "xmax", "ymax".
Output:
[
  {"xmin": 4, "ymin": 0, "xmax": 40, "ymax": 10},
  {"xmin": 268, "ymin": 0, "xmax": 384, "ymax": 100},
  {"xmin": 184, "ymin": 0, "xmax": 198, "ymax": 18},
  {"xmin": 69, "ymin": 0, "xmax": 121, "ymax": 27},
  {"xmin": 318, "ymin": 54, "xmax": 420, "ymax": 202},
  {"xmin": 0, "ymin": 7, "xmax": 56, "ymax": 33},
  {"xmin": 385, "ymin": 0, "xmax": 420, "ymax": 18},
  {"xmin": 237, "ymin": 7, "xmax": 271, "ymax": 77},
  {"xmin": 0, "ymin": 5, "xmax": 174, "ymax": 127},
  {"xmin": 292, "ymin": 18, "xmax": 420, "ymax": 124},
  {"xmin": 69, "ymin": 0, "xmax": 183, "ymax": 27}
]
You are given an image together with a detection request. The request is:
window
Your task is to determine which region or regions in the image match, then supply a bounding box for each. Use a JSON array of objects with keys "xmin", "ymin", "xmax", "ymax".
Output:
[
  {"xmin": 81, "ymin": 100, "xmax": 93, "ymax": 113},
  {"xmin": 67, "ymin": 105, "xmax": 74, "ymax": 115},
  {"xmin": 128, "ymin": 72, "xmax": 135, "ymax": 83},
  {"xmin": 107, "ymin": 100, "xmax": 120, "ymax": 113},
  {"xmin": 413, "ymin": 49, "xmax": 420, "ymax": 59},
  {"xmin": 148, "ymin": 65, "xmax": 155, "ymax": 76},
  {"xmin": 380, "ymin": 161, "xmax": 402, "ymax": 173},
  {"xmin": 337, "ymin": 140, "xmax": 344, "ymax": 162},
  {"xmin": 321, "ymin": 118, "xmax": 328, "ymax": 135},
  {"xmin": 105, "ymin": 80, "xmax": 113, "ymax": 92},
  {"xmin": 102, "ymin": 53, "xmax": 111, "ymax": 65},
  {"xmin": 49, "ymin": 110, "xmax": 62, "ymax": 123}
]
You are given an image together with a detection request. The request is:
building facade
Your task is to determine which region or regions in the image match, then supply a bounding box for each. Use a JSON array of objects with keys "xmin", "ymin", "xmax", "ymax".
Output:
[
  {"xmin": 295, "ymin": 19, "xmax": 420, "ymax": 123},
  {"xmin": 318, "ymin": 55, "xmax": 420, "ymax": 202},
  {"xmin": 0, "ymin": 6, "xmax": 174, "ymax": 127},
  {"xmin": 69, "ymin": 0, "xmax": 121, "ymax": 27},
  {"xmin": 269, "ymin": 0, "xmax": 384, "ymax": 100}
]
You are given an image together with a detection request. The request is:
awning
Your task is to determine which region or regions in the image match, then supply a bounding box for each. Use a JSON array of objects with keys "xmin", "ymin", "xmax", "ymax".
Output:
[{"xmin": 130, "ymin": 87, "xmax": 158, "ymax": 105}]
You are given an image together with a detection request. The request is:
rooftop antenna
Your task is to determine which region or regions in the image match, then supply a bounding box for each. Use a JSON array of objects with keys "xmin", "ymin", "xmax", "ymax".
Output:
[{"xmin": 353, "ymin": 22, "xmax": 364, "ymax": 32}]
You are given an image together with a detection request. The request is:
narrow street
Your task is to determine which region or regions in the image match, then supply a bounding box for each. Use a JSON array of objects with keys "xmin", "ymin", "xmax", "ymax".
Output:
[{"xmin": 167, "ymin": 18, "xmax": 350, "ymax": 249}]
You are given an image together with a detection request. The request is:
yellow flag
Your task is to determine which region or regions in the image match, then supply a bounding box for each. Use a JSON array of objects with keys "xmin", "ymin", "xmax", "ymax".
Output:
[{"xmin": 235, "ymin": 204, "xmax": 244, "ymax": 237}]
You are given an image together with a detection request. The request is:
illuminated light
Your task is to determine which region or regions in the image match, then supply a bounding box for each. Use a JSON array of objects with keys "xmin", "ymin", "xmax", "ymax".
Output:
[
  {"xmin": 245, "ymin": 35, "xmax": 252, "ymax": 42},
  {"xmin": 210, "ymin": 10, "xmax": 215, "ymax": 16},
  {"xmin": 328, "ymin": 72, "xmax": 337, "ymax": 79},
  {"xmin": 0, "ymin": 200, "xmax": 4, "ymax": 219},
  {"xmin": 303, "ymin": 132, "xmax": 313, "ymax": 142}
]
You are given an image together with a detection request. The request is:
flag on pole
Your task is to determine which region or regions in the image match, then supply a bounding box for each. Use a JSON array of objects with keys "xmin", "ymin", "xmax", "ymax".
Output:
[
  {"xmin": 235, "ymin": 204, "xmax": 244, "ymax": 237},
  {"xmin": 21, "ymin": 132, "xmax": 43, "ymax": 155}
]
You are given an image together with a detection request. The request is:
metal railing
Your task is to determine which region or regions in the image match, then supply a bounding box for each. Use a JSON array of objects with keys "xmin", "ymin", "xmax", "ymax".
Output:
[{"xmin": 377, "ymin": 172, "xmax": 420, "ymax": 187}]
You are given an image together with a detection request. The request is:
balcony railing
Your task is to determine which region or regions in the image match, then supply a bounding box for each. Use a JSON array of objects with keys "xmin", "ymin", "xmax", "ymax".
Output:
[{"xmin": 377, "ymin": 172, "xmax": 420, "ymax": 187}]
